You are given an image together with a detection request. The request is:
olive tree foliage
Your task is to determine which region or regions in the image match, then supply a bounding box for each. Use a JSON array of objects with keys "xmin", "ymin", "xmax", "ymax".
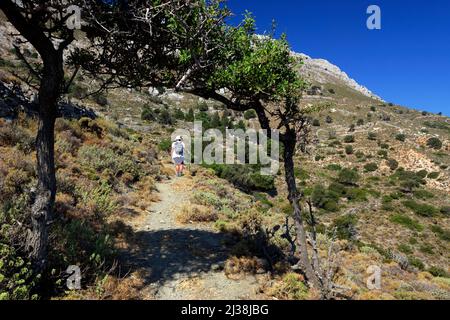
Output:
[
  {"xmin": 176, "ymin": 17, "xmax": 342, "ymax": 297},
  {"xmin": 0, "ymin": 0, "xmax": 226, "ymax": 271}
]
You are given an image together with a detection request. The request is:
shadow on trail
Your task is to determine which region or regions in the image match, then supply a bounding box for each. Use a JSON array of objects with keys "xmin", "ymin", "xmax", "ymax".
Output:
[{"xmin": 120, "ymin": 228, "xmax": 234, "ymax": 286}]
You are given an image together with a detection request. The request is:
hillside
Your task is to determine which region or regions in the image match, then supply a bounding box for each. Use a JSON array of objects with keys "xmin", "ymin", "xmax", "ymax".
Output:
[{"xmin": 0, "ymin": 15, "xmax": 449, "ymax": 300}]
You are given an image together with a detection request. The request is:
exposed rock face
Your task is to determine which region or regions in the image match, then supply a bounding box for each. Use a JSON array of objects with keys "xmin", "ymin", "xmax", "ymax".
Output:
[{"xmin": 293, "ymin": 52, "xmax": 383, "ymax": 101}]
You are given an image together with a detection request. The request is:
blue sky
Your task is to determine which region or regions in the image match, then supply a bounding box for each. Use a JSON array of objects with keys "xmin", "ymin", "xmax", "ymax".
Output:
[{"xmin": 226, "ymin": 0, "xmax": 450, "ymax": 116}]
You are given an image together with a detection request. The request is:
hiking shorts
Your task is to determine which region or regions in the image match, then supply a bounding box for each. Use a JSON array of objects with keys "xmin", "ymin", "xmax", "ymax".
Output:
[{"xmin": 172, "ymin": 156, "xmax": 184, "ymax": 165}]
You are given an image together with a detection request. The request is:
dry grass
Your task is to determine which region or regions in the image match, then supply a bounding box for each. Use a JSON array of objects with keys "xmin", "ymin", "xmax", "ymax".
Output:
[{"xmin": 176, "ymin": 203, "xmax": 217, "ymax": 224}]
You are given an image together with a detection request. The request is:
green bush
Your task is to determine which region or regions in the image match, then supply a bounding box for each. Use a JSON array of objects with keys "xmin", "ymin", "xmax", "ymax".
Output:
[
  {"xmin": 158, "ymin": 138, "xmax": 172, "ymax": 152},
  {"xmin": 416, "ymin": 170, "xmax": 428, "ymax": 179},
  {"xmin": 206, "ymin": 164, "xmax": 275, "ymax": 192},
  {"xmin": 345, "ymin": 145, "xmax": 354, "ymax": 155},
  {"xmin": 387, "ymin": 159, "xmax": 399, "ymax": 171},
  {"xmin": 326, "ymin": 164, "xmax": 342, "ymax": 171},
  {"xmin": 185, "ymin": 108, "xmax": 195, "ymax": 122},
  {"xmin": 141, "ymin": 105, "xmax": 157, "ymax": 121},
  {"xmin": 312, "ymin": 119, "xmax": 320, "ymax": 127},
  {"xmin": 337, "ymin": 168, "xmax": 359, "ymax": 185},
  {"xmin": 389, "ymin": 214, "xmax": 423, "ymax": 231},
  {"xmin": 343, "ymin": 135, "xmax": 355, "ymax": 143},
  {"xmin": 243, "ymin": 109, "xmax": 257, "ymax": 120},
  {"xmin": 430, "ymin": 225, "xmax": 450, "ymax": 242},
  {"xmin": 428, "ymin": 266, "xmax": 449, "ymax": 278},
  {"xmin": 311, "ymin": 185, "xmax": 339, "ymax": 212},
  {"xmin": 409, "ymin": 256, "xmax": 425, "ymax": 270},
  {"xmin": 403, "ymin": 200, "xmax": 438, "ymax": 217},
  {"xmin": 0, "ymin": 244, "xmax": 39, "ymax": 300},
  {"xmin": 198, "ymin": 102, "xmax": 209, "ymax": 112},
  {"xmin": 398, "ymin": 244, "xmax": 413, "ymax": 255},
  {"xmin": 377, "ymin": 150, "xmax": 387, "ymax": 159},
  {"xmin": 427, "ymin": 172, "xmax": 440, "ymax": 179},
  {"xmin": 356, "ymin": 119, "xmax": 364, "ymax": 126},
  {"xmin": 367, "ymin": 132, "xmax": 377, "ymax": 141},
  {"xmin": 440, "ymin": 206, "xmax": 450, "ymax": 216},
  {"xmin": 345, "ymin": 188, "xmax": 368, "ymax": 202},
  {"xmin": 78, "ymin": 145, "xmax": 141, "ymax": 180},
  {"xmin": 395, "ymin": 133, "xmax": 406, "ymax": 142},
  {"xmin": 413, "ymin": 189, "xmax": 434, "ymax": 200},
  {"xmin": 426, "ymin": 137, "xmax": 442, "ymax": 150},
  {"xmin": 332, "ymin": 214, "xmax": 358, "ymax": 240},
  {"xmin": 364, "ymin": 163, "xmax": 378, "ymax": 172}
]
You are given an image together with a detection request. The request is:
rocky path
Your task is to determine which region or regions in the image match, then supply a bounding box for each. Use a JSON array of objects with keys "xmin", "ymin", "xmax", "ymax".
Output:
[{"xmin": 124, "ymin": 175, "xmax": 264, "ymax": 300}]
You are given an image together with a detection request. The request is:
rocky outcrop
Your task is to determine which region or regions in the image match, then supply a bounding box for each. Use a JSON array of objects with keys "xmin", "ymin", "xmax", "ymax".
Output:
[{"xmin": 293, "ymin": 52, "xmax": 383, "ymax": 101}]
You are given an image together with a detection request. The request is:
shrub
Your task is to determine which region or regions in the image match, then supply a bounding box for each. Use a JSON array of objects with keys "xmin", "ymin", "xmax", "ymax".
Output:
[
  {"xmin": 337, "ymin": 168, "xmax": 359, "ymax": 185},
  {"xmin": 269, "ymin": 273, "xmax": 308, "ymax": 300},
  {"xmin": 380, "ymin": 143, "xmax": 389, "ymax": 149},
  {"xmin": 93, "ymin": 93, "xmax": 108, "ymax": 106},
  {"xmin": 426, "ymin": 137, "xmax": 442, "ymax": 150},
  {"xmin": 430, "ymin": 225, "xmax": 450, "ymax": 242},
  {"xmin": 311, "ymin": 185, "xmax": 339, "ymax": 212},
  {"xmin": 325, "ymin": 115, "xmax": 333, "ymax": 124},
  {"xmin": 403, "ymin": 200, "xmax": 438, "ymax": 217},
  {"xmin": 393, "ymin": 169, "xmax": 425, "ymax": 193},
  {"xmin": 356, "ymin": 119, "xmax": 364, "ymax": 126},
  {"xmin": 159, "ymin": 109, "xmax": 174, "ymax": 125},
  {"xmin": 185, "ymin": 108, "xmax": 195, "ymax": 122},
  {"xmin": 312, "ymin": 119, "xmax": 320, "ymax": 127},
  {"xmin": 419, "ymin": 243, "xmax": 434, "ymax": 255},
  {"xmin": 78, "ymin": 145, "xmax": 141, "ymax": 180},
  {"xmin": 173, "ymin": 108, "xmax": 185, "ymax": 120},
  {"xmin": 326, "ymin": 164, "xmax": 342, "ymax": 171},
  {"xmin": 0, "ymin": 243, "xmax": 39, "ymax": 300},
  {"xmin": 206, "ymin": 164, "xmax": 275, "ymax": 192},
  {"xmin": 416, "ymin": 170, "xmax": 428, "ymax": 179},
  {"xmin": 370, "ymin": 106, "xmax": 376, "ymax": 112},
  {"xmin": 395, "ymin": 133, "xmax": 406, "ymax": 142},
  {"xmin": 440, "ymin": 206, "xmax": 450, "ymax": 216},
  {"xmin": 364, "ymin": 163, "xmax": 378, "ymax": 172},
  {"xmin": 428, "ymin": 266, "xmax": 449, "ymax": 278},
  {"xmin": 413, "ymin": 189, "xmax": 434, "ymax": 200},
  {"xmin": 387, "ymin": 159, "xmax": 399, "ymax": 171},
  {"xmin": 367, "ymin": 132, "xmax": 377, "ymax": 141},
  {"xmin": 409, "ymin": 256, "xmax": 425, "ymax": 270},
  {"xmin": 198, "ymin": 102, "xmax": 209, "ymax": 112},
  {"xmin": 348, "ymin": 124, "xmax": 355, "ymax": 132},
  {"xmin": 427, "ymin": 172, "xmax": 440, "ymax": 179},
  {"xmin": 158, "ymin": 138, "xmax": 172, "ymax": 152},
  {"xmin": 177, "ymin": 204, "xmax": 218, "ymax": 224},
  {"xmin": 345, "ymin": 188, "xmax": 368, "ymax": 202},
  {"xmin": 343, "ymin": 135, "xmax": 355, "ymax": 143},
  {"xmin": 141, "ymin": 105, "xmax": 157, "ymax": 121},
  {"xmin": 243, "ymin": 109, "xmax": 257, "ymax": 120},
  {"xmin": 398, "ymin": 244, "xmax": 413, "ymax": 255},
  {"xmin": 377, "ymin": 150, "xmax": 388, "ymax": 158},
  {"xmin": 332, "ymin": 214, "xmax": 358, "ymax": 240},
  {"xmin": 345, "ymin": 145, "xmax": 354, "ymax": 155},
  {"xmin": 389, "ymin": 214, "xmax": 423, "ymax": 231}
]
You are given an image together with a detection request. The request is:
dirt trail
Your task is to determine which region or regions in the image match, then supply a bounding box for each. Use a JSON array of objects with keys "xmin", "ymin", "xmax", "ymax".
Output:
[{"xmin": 125, "ymin": 174, "xmax": 264, "ymax": 300}]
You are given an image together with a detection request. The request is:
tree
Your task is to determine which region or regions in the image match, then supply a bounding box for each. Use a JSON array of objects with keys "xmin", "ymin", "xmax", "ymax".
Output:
[
  {"xmin": 0, "ymin": 0, "xmax": 224, "ymax": 270},
  {"xmin": 176, "ymin": 20, "xmax": 344, "ymax": 295}
]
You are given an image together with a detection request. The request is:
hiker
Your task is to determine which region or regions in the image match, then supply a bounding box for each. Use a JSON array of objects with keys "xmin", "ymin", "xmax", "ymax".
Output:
[{"xmin": 171, "ymin": 136, "xmax": 186, "ymax": 177}]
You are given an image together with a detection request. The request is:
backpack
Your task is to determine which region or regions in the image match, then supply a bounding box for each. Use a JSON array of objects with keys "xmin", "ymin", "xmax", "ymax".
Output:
[{"xmin": 174, "ymin": 141, "xmax": 184, "ymax": 156}]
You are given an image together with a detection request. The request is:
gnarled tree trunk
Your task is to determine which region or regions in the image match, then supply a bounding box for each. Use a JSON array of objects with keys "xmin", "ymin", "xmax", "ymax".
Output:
[
  {"xmin": 26, "ymin": 54, "xmax": 63, "ymax": 271},
  {"xmin": 283, "ymin": 131, "xmax": 321, "ymax": 289}
]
